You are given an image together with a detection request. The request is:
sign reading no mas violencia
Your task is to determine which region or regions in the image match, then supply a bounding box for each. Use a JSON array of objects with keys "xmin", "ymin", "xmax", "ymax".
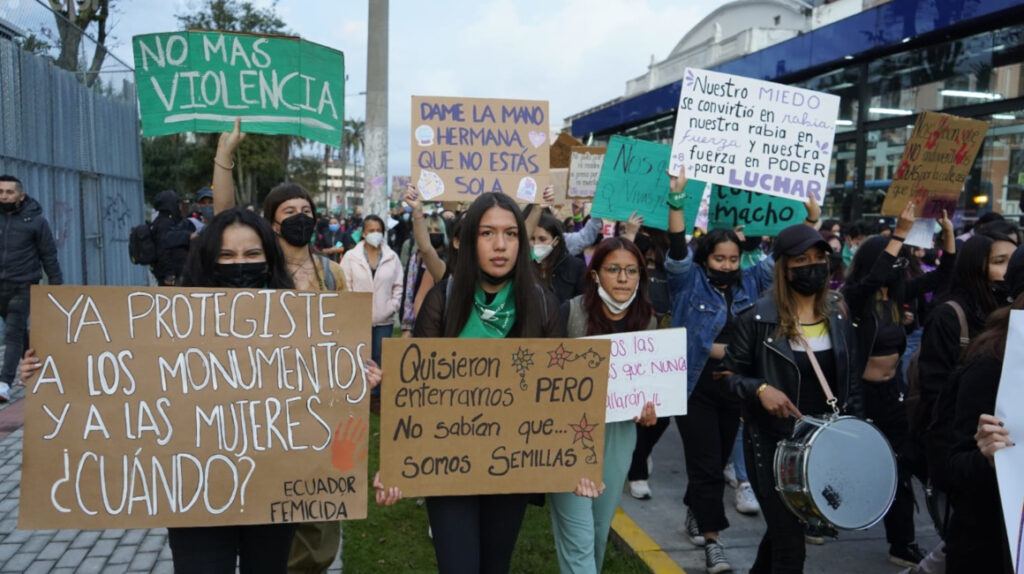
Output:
[{"xmin": 132, "ymin": 31, "xmax": 345, "ymax": 147}]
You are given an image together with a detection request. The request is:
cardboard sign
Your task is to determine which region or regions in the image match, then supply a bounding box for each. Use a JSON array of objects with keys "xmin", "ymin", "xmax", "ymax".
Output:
[
  {"xmin": 551, "ymin": 132, "xmax": 585, "ymax": 169},
  {"xmin": 591, "ymin": 136, "xmax": 672, "ymax": 230},
  {"xmin": 391, "ymin": 175, "xmax": 411, "ymax": 202},
  {"xmin": 411, "ymin": 96, "xmax": 550, "ymax": 203},
  {"xmin": 568, "ymin": 147, "xmax": 606, "ymax": 198},
  {"xmin": 880, "ymin": 112, "xmax": 990, "ymax": 216},
  {"xmin": 380, "ymin": 338, "xmax": 610, "ymax": 497},
  {"xmin": 585, "ymin": 328, "xmax": 687, "ymax": 422},
  {"xmin": 708, "ymin": 185, "xmax": 807, "ymax": 236},
  {"xmin": 670, "ymin": 68, "xmax": 839, "ymax": 202},
  {"xmin": 550, "ymin": 168, "xmax": 570, "ymax": 206},
  {"xmin": 996, "ymin": 310, "xmax": 1024, "ymax": 573},
  {"xmin": 133, "ymin": 31, "xmax": 345, "ymax": 147},
  {"xmin": 21, "ymin": 286, "xmax": 372, "ymax": 529}
]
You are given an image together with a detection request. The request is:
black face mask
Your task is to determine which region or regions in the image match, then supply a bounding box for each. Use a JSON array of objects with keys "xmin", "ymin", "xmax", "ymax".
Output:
[
  {"xmin": 706, "ymin": 267, "xmax": 740, "ymax": 288},
  {"xmin": 430, "ymin": 233, "xmax": 445, "ymax": 249},
  {"xmin": 789, "ymin": 263, "xmax": 830, "ymax": 295},
  {"xmin": 278, "ymin": 213, "xmax": 316, "ymax": 247},
  {"xmin": 0, "ymin": 201, "xmax": 18, "ymax": 214},
  {"xmin": 481, "ymin": 269, "xmax": 513, "ymax": 286},
  {"xmin": 992, "ymin": 280, "xmax": 1013, "ymax": 305},
  {"xmin": 213, "ymin": 262, "xmax": 268, "ymax": 289}
]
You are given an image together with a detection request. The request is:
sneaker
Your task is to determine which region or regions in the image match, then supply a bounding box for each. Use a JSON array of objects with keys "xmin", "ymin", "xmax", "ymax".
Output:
[
  {"xmin": 804, "ymin": 534, "xmax": 825, "ymax": 545},
  {"xmin": 629, "ymin": 480, "xmax": 651, "ymax": 500},
  {"xmin": 723, "ymin": 462, "xmax": 738, "ymax": 489},
  {"xmin": 889, "ymin": 542, "xmax": 925, "ymax": 568},
  {"xmin": 734, "ymin": 482, "xmax": 760, "ymax": 515},
  {"xmin": 704, "ymin": 540, "xmax": 733, "ymax": 573},
  {"xmin": 686, "ymin": 508, "xmax": 705, "ymax": 546},
  {"xmin": 0, "ymin": 383, "xmax": 9, "ymax": 403}
]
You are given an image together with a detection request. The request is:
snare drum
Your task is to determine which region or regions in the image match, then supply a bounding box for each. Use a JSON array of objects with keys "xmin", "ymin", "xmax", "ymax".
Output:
[{"xmin": 774, "ymin": 415, "xmax": 897, "ymax": 531}]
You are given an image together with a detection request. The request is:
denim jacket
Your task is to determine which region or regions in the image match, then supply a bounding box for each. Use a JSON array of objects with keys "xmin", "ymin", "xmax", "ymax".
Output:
[{"xmin": 666, "ymin": 247, "xmax": 774, "ymax": 395}]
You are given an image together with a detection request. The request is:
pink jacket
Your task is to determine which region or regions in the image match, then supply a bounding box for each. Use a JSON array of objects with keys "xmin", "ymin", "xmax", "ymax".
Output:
[{"xmin": 340, "ymin": 242, "xmax": 404, "ymax": 326}]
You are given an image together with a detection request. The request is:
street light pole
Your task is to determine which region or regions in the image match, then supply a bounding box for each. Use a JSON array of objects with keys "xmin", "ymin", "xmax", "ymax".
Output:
[{"xmin": 364, "ymin": 0, "xmax": 388, "ymax": 219}]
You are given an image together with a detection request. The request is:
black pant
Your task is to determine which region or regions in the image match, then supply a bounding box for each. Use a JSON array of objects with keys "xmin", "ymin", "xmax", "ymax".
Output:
[
  {"xmin": 0, "ymin": 282, "xmax": 30, "ymax": 384},
  {"xmin": 167, "ymin": 524, "xmax": 297, "ymax": 574},
  {"xmin": 745, "ymin": 422, "xmax": 806, "ymax": 574},
  {"xmin": 678, "ymin": 376, "xmax": 741, "ymax": 534},
  {"xmin": 627, "ymin": 417, "xmax": 670, "ymax": 480},
  {"xmin": 426, "ymin": 494, "xmax": 529, "ymax": 574},
  {"xmin": 863, "ymin": 376, "xmax": 916, "ymax": 547}
]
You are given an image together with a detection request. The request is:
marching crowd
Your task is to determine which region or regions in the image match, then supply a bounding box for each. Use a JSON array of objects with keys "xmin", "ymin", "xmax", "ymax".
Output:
[{"xmin": 4, "ymin": 121, "xmax": 1020, "ymax": 574}]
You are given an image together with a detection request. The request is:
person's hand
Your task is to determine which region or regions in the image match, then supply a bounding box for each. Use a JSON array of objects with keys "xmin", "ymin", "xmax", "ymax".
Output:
[
  {"xmin": 633, "ymin": 401, "xmax": 657, "ymax": 427},
  {"xmin": 542, "ymin": 185, "xmax": 555, "ymax": 204},
  {"xmin": 895, "ymin": 200, "xmax": 916, "ymax": 236},
  {"xmin": 625, "ymin": 211, "xmax": 644, "ymax": 237},
  {"xmin": 733, "ymin": 225, "xmax": 747, "ymax": 243},
  {"xmin": 216, "ymin": 117, "xmax": 245, "ymax": 160},
  {"xmin": 365, "ymin": 359, "xmax": 381, "ymax": 390},
  {"xmin": 404, "ymin": 185, "xmax": 423, "ymax": 214},
  {"xmin": 976, "ymin": 414, "xmax": 1013, "ymax": 467},
  {"xmin": 573, "ymin": 478, "xmax": 606, "ymax": 499},
  {"xmin": 758, "ymin": 385, "xmax": 802, "ymax": 419},
  {"xmin": 804, "ymin": 194, "xmax": 821, "ymax": 225},
  {"xmin": 373, "ymin": 471, "xmax": 404, "ymax": 505},
  {"xmin": 18, "ymin": 349, "xmax": 41, "ymax": 386},
  {"xmin": 668, "ymin": 166, "xmax": 688, "ymax": 196},
  {"xmin": 938, "ymin": 209, "xmax": 953, "ymax": 235}
]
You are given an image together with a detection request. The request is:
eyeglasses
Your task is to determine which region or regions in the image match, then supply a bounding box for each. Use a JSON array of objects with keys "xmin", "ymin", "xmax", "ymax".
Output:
[{"xmin": 601, "ymin": 265, "xmax": 640, "ymax": 277}]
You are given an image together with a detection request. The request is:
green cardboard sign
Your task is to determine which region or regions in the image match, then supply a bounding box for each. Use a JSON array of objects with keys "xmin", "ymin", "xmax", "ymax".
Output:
[
  {"xmin": 591, "ymin": 136, "xmax": 672, "ymax": 230},
  {"xmin": 708, "ymin": 185, "xmax": 807, "ymax": 236},
  {"xmin": 133, "ymin": 31, "xmax": 345, "ymax": 146}
]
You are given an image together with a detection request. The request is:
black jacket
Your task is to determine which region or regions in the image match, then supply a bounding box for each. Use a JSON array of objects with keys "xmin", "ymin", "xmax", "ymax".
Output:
[
  {"xmin": 151, "ymin": 190, "xmax": 192, "ymax": 284},
  {"xmin": 722, "ymin": 293, "xmax": 863, "ymax": 437},
  {"xmin": 842, "ymin": 249, "xmax": 956, "ymax": 373},
  {"xmin": 0, "ymin": 195, "xmax": 63, "ymax": 284},
  {"xmin": 541, "ymin": 252, "xmax": 586, "ymax": 305}
]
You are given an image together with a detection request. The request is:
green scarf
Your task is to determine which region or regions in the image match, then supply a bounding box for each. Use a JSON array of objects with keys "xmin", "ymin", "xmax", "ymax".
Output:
[{"xmin": 459, "ymin": 281, "xmax": 516, "ymax": 338}]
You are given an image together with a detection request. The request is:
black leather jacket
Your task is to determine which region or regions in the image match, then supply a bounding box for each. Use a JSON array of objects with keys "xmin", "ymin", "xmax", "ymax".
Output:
[{"xmin": 721, "ymin": 292, "xmax": 864, "ymax": 437}]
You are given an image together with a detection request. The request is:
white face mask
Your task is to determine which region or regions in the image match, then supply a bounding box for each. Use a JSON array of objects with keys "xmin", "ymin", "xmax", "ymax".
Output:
[
  {"xmin": 533, "ymin": 243, "xmax": 554, "ymax": 262},
  {"xmin": 365, "ymin": 231, "xmax": 384, "ymax": 247},
  {"xmin": 597, "ymin": 283, "xmax": 638, "ymax": 315}
]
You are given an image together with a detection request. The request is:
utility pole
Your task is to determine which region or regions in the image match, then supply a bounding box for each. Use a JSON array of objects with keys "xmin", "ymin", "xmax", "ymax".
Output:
[{"xmin": 364, "ymin": 0, "xmax": 388, "ymax": 219}]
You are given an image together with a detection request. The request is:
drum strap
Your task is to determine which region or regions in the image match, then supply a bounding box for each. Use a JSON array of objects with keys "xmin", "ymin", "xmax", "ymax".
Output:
[{"xmin": 797, "ymin": 335, "xmax": 840, "ymax": 414}]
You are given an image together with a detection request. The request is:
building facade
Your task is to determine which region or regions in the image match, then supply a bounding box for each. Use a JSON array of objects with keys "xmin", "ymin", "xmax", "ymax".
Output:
[{"xmin": 567, "ymin": 0, "xmax": 1024, "ymax": 222}]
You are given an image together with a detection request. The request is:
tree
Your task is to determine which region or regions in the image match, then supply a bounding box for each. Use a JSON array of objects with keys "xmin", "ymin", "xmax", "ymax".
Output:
[
  {"xmin": 49, "ymin": 0, "xmax": 111, "ymax": 87},
  {"xmin": 141, "ymin": 136, "xmax": 214, "ymax": 206},
  {"xmin": 289, "ymin": 155, "xmax": 325, "ymax": 208}
]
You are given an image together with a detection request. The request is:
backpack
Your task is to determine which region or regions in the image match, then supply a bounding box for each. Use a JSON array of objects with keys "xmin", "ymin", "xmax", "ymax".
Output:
[
  {"xmin": 906, "ymin": 300, "xmax": 968, "ymax": 434},
  {"xmin": 129, "ymin": 221, "xmax": 157, "ymax": 265}
]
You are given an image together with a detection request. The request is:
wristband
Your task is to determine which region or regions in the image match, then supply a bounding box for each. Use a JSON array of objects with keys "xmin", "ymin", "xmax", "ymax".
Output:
[
  {"xmin": 804, "ymin": 217, "xmax": 819, "ymax": 224},
  {"xmin": 214, "ymin": 157, "xmax": 234, "ymax": 170},
  {"xmin": 756, "ymin": 382, "xmax": 770, "ymax": 396},
  {"xmin": 667, "ymin": 191, "xmax": 686, "ymax": 210},
  {"xmin": 891, "ymin": 235, "xmax": 906, "ymax": 243}
]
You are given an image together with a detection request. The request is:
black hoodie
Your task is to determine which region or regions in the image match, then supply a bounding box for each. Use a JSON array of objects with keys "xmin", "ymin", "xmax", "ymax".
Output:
[
  {"xmin": 0, "ymin": 195, "xmax": 63, "ymax": 284},
  {"xmin": 150, "ymin": 190, "xmax": 193, "ymax": 284}
]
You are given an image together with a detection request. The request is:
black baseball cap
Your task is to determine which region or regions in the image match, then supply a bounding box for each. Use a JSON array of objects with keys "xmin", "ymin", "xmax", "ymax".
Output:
[{"xmin": 772, "ymin": 224, "xmax": 832, "ymax": 261}]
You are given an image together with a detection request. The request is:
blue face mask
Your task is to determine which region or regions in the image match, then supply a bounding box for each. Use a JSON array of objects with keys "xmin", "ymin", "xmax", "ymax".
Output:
[
  {"xmin": 402, "ymin": 213, "xmax": 410, "ymax": 222},
  {"xmin": 329, "ymin": 224, "xmax": 340, "ymax": 232}
]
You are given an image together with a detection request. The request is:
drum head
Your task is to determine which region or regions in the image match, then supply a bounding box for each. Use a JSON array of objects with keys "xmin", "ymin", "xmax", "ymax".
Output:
[{"xmin": 804, "ymin": 417, "xmax": 897, "ymax": 530}]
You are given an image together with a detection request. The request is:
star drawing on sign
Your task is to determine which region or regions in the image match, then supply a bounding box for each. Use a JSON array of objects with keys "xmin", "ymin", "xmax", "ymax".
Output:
[
  {"xmin": 569, "ymin": 414, "xmax": 598, "ymax": 444},
  {"xmin": 547, "ymin": 343, "xmax": 572, "ymax": 368}
]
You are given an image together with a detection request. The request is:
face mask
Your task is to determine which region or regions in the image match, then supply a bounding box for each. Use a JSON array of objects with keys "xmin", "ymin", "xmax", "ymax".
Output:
[
  {"xmin": 789, "ymin": 263, "xmax": 830, "ymax": 296},
  {"xmin": 0, "ymin": 201, "xmax": 18, "ymax": 214},
  {"xmin": 402, "ymin": 212, "xmax": 410, "ymax": 222},
  {"xmin": 329, "ymin": 224, "xmax": 340, "ymax": 232},
  {"xmin": 597, "ymin": 283, "xmax": 638, "ymax": 315},
  {"xmin": 992, "ymin": 280, "xmax": 1013, "ymax": 304},
  {"xmin": 429, "ymin": 232, "xmax": 445, "ymax": 249},
  {"xmin": 278, "ymin": 213, "xmax": 316, "ymax": 247},
  {"xmin": 481, "ymin": 270, "xmax": 513, "ymax": 285},
  {"xmin": 213, "ymin": 262, "xmax": 268, "ymax": 289},
  {"xmin": 365, "ymin": 231, "xmax": 384, "ymax": 247},
  {"xmin": 706, "ymin": 267, "xmax": 740, "ymax": 288},
  {"xmin": 533, "ymin": 243, "xmax": 554, "ymax": 262}
]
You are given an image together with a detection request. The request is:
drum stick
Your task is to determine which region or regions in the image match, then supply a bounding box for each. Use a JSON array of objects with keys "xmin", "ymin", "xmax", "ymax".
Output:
[{"xmin": 796, "ymin": 415, "xmax": 860, "ymax": 439}]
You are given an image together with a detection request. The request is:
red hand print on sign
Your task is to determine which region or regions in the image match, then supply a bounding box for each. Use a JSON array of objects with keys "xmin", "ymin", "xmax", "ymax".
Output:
[
  {"xmin": 951, "ymin": 142, "xmax": 970, "ymax": 165},
  {"xmin": 925, "ymin": 116, "xmax": 948, "ymax": 150},
  {"xmin": 331, "ymin": 417, "xmax": 368, "ymax": 473}
]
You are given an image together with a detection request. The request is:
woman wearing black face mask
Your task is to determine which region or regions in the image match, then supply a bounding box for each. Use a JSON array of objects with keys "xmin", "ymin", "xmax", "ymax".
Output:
[
  {"xmin": 721, "ymin": 223, "xmax": 863, "ymax": 574},
  {"xmin": 841, "ymin": 201, "xmax": 955, "ymax": 568}
]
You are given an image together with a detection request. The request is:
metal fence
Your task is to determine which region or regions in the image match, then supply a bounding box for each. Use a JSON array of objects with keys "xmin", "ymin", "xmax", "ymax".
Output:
[{"xmin": 0, "ymin": 34, "xmax": 148, "ymax": 286}]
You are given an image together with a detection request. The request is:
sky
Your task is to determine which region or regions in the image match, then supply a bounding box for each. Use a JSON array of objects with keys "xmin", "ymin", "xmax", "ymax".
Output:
[{"xmin": 20, "ymin": 0, "xmax": 731, "ymax": 180}]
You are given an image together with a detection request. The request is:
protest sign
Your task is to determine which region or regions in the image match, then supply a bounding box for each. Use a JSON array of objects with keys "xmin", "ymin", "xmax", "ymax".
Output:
[
  {"xmin": 411, "ymin": 96, "xmax": 550, "ymax": 203},
  {"xmin": 880, "ymin": 112, "xmax": 989, "ymax": 217},
  {"xmin": 20, "ymin": 286, "xmax": 372, "ymax": 529},
  {"xmin": 684, "ymin": 179, "xmax": 707, "ymax": 231},
  {"xmin": 708, "ymin": 185, "xmax": 807, "ymax": 236},
  {"xmin": 903, "ymin": 219, "xmax": 938, "ymax": 249},
  {"xmin": 550, "ymin": 168, "xmax": 570, "ymax": 206},
  {"xmin": 585, "ymin": 328, "xmax": 687, "ymax": 422},
  {"xmin": 551, "ymin": 132, "xmax": 585, "ymax": 169},
  {"xmin": 568, "ymin": 147, "xmax": 606, "ymax": 198},
  {"xmin": 669, "ymin": 68, "xmax": 839, "ymax": 202},
  {"xmin": 391, "ymin": 175, "xmax": 411, "ymax": 202},
  {"xmin": 996, "ymin": 310, "xmax": 1024, "ymax": 573},
  {"xmin": 591, "ymin": 136, "xmax": 672, "ymax": 230},
  {"xmin": 380, "ymin": 338, "xmax": 610, "ymax": 497},
  {"xmin": 133, "ymin": 31, "xmax": 345, "ymax": 147}
]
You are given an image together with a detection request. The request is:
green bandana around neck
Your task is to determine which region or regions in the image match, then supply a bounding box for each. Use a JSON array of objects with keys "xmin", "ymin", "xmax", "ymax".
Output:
[{"xmin": 459, "ymin": 280, "xmax": 516, "ymax": 338}]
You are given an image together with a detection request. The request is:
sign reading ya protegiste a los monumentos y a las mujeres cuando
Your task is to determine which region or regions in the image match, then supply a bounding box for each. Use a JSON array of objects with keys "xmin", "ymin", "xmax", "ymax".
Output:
[{"xmin": 132, "ymin": 31, "xmax": 344, "ymax": 147}]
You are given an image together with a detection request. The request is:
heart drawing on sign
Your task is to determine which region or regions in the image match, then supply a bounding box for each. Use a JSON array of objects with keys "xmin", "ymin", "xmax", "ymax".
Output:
[{"xmin": 528, "ymin": 131, "xmax": 547, "ymax": 148}]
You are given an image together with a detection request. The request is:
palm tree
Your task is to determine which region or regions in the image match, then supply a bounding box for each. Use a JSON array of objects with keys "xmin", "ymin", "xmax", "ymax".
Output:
[{"xmin": 336, "ymin": 119, "xmax": 366, "ymax": 212}]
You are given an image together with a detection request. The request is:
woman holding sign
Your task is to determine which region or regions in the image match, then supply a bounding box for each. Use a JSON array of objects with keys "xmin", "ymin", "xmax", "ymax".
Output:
[
  {"xmin": 373, "ymin": 192, "xmax": 595, "ymax": 574},
  {"xmin": 549, "ymin": 236, "xmax": 658, "ymax": 574}
]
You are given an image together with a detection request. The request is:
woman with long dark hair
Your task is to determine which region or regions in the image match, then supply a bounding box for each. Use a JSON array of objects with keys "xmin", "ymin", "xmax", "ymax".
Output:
[
  {"xmin": 721, "ymin": 222, "xmax": 862, "ymax": 574},
  {"xmin": 373, "ymin": 192, "xmax": 590, "ymax": 574},
  {"xmin": 548, "ymin": 237, "xmax": 657, "ymax": 573},
  {"xmin": 532, "ymin": 212, "xmax": 585, "ymax": 304},
  {"xmin": 841, "ymin": 202, "xmax": 955, "ymax": 568}
]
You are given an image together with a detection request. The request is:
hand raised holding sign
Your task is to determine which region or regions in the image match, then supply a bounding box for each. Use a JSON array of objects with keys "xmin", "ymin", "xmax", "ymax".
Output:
[
  {"xmin": 213, "ymin": 118, "xmax": 245, "ymax": 215},
  {"xmin": 623, "ymin": 212, "xmax": 644, "ymax": 242},
  {"xmin": 667, "ymin": 167, "xmax": 688, "ymax": 234},
  {"xmin": 803, "ymin": 193, "xmax": 821, "ymax": 229}
]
